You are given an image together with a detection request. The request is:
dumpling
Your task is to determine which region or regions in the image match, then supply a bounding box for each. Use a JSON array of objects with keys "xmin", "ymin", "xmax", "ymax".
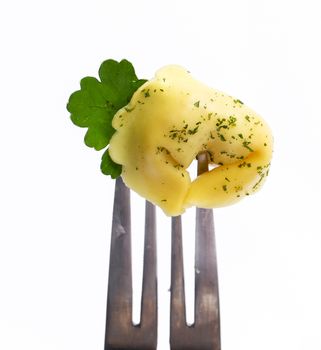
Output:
[{"xmin": 109, "ymin": 65, "xmax": 273, "ymax": 216}]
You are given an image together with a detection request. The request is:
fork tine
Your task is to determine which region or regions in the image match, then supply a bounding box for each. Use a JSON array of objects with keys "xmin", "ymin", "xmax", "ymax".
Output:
[
  {"xmin": 170, "ymin": 215, "xmax": 187, "ymax": 329},
  {"xmin": 105, "ymin": 177, "xmax": 132, "ymax": 349},
  {"xmin": 170, "ymin": 152, "xmax": 221, "ymax": 350},
  {"xmin": 105, "ymin": 177, "xmax": 157, "ymax": 350},
  {"xmin": 106, "ymin": 177, "xmax": 132, "ymax": 333},
  {"xmin": 140, "ymin": 200, "xmax": 157, "ymax": 346},
  {"xmin": 194, "ymin": 154, "xmax": 220, "ymax": 344},
  {"xmin": 194, "ymin": 208, "xmax": 220, "ymax": 348}
]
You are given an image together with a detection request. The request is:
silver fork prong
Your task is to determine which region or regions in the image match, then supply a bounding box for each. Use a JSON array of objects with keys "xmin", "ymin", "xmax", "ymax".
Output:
[
  {"xmin": 194, "ymin": 207, "xmax": 220, "ymax": 348},
  {"xmin": 195, "ymin": 153, "xmax": 220, "ymax": 344},
  {"xmin": 170, "ymin": 152, "xmax": 221, "ymax": 350},
  {"xmin": 105, "ymin": 177, "xmax": 132, "ymax": 335},
  {"xmin": 170, "ymin": 215, "xmax": 187, "ymax": 329},
  {"xmin": 140, "ymin": 200, "xmax": 157, "ymax": 346},
  {"xmin": 105, "ymin": 177, "xmax": 157, "ymax": 350}
]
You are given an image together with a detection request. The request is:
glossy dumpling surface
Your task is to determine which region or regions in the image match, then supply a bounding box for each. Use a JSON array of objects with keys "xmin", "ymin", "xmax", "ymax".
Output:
[{"xmin": 109, "ymin": 66, "xmax": 273, "ymax": 216}]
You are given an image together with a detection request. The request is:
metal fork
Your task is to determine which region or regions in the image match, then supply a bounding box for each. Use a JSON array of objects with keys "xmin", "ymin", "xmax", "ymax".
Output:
[{"xmin": 104, "ymin": 152, "xmax": 220, "ymax": 349}]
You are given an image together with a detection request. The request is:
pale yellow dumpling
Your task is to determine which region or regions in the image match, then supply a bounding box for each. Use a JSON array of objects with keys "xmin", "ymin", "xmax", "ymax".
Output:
[{"xmin": 109, "ymin": 65, "xmax": 273, "ymax": 216}]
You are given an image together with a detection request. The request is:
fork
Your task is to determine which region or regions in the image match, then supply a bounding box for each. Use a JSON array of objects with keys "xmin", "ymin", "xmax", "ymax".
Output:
[{"xmin": 104, "ymin": 152, "xmax": 220, "ymax": 349}]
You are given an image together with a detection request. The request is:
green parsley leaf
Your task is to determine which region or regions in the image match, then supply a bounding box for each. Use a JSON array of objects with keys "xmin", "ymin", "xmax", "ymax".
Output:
[
  {"xmin": 100, "ymin": 149, "xmax": 122, "ymax": 179},
  {"xmin": 67, "ymin": 59, "xmax": 147, "ymax": 178}
]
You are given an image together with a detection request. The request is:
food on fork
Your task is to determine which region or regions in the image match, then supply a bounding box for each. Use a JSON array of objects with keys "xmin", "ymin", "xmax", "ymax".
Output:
[
  {"xmin": 67, "ymin": 59, "xmax": 273, "ymax": 216},
  {"xmin": 109, "ymin": 65, "xmax": 272, "ymax": 216}
]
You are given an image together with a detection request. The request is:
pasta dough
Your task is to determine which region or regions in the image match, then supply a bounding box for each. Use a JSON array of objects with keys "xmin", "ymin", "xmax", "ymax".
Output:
[{"xmin": 109, "ymin": 65, "xmax": 273, "ymax": 216}]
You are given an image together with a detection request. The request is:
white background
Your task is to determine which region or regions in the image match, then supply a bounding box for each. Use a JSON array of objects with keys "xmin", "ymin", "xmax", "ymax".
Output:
[{"xmin": 1, "ymin": 0, "xmax": 321, "ymax": 349}]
